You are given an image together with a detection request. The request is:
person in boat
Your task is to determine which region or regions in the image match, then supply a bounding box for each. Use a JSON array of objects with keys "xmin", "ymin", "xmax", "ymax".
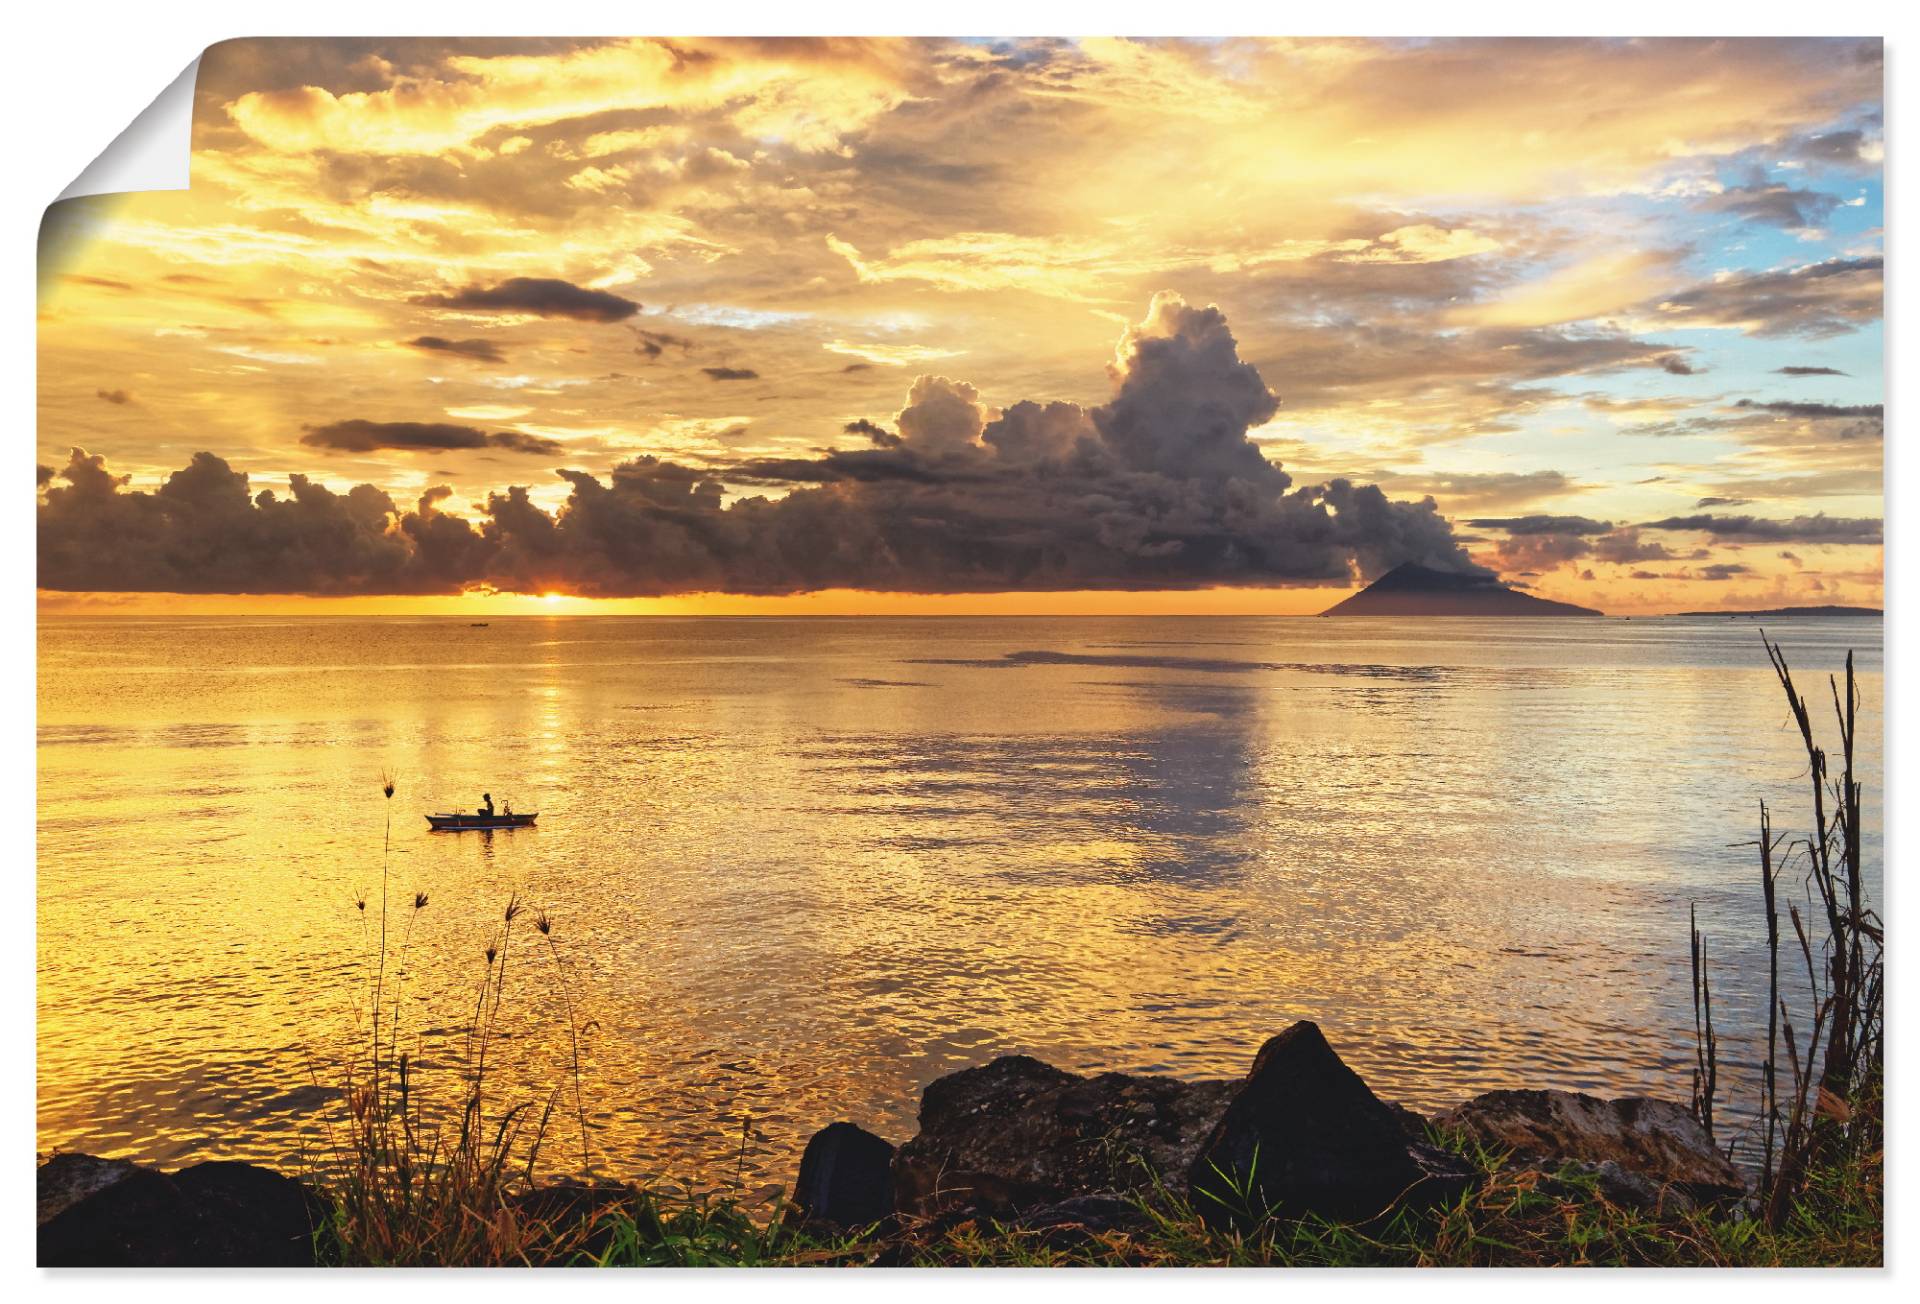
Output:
[{"xmin": 479, "ymin": 792, "xmax": 494, "ymax": 818}]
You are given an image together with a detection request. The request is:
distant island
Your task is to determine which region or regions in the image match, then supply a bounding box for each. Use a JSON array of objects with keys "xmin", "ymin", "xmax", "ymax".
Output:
[
  {"xmin": 1321, "ymin": 562, "xmax": 1603, "ymax": 617},
  {"xmin": 1672, "ymin": 606, "xmax": 1882, "ymax": 618}
]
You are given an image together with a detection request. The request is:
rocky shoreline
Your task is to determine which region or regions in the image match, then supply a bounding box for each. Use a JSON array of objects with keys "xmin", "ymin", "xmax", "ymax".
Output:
[{"xmin": 37, "ymin": 1021, "xmax": 1747, "ymax": 1267}]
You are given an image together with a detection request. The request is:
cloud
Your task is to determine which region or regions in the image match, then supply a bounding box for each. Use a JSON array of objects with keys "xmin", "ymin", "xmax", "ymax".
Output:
[
  {"xmin": 1734, "ymin": 399, "xmax": 1882, "ymax": 420},
  {"xmin": 700, "ymin": 366, "xmax": 760, "ymax": 381},
  {"xmin": 1657, "ymin": 354, "xmax": 1699, "ymax": 375},
  {"xmin": 633, "ymin": 328, "xmax": 695, "ymax": 359},
  {"xmin": 844, "ymin": 417, "xmax": 901, "ymax": 447},
  {"xmin": 300, "ymin": 419, "xmax": 562, "ymax": 456},
  {"xmin": 406, "ymin": 335, "xmax": 506, "ymax": 363},
  {"xmin": 1774, "ymin": 365, "xmax": 1848, "ymax": 376},
  {"xmin": 415, "ymin": 276, "xmax": 640, "ymax": 322},
  {"xmin": 1650, "ymin": 256, "xmax": 1881, "ymax": 337},
  {"xmin": 95, "ymin": 389, "xmax": 133, "ymax": 405},
  {"xmin": 1465, "ymin": 515, "xmax": 1613, "ymax": 536},
  {"xmin": 1697, "ymin": 175, "xmax": 1841, "ymax": 229},
  {"xmin": 1376, "ymin": 470, "xmax": 1587, "ymax": 512},
  {"xmin": 39, "ymin": 295, "xmax": 1490, "ymax": 597},
  {"xmin": 1637, "ymin": 512, "xmax": 1882, "ymax": 544},
  {"xmin": 1694, "ymin": 496, "xmax": 1753, "ymax": 508}
]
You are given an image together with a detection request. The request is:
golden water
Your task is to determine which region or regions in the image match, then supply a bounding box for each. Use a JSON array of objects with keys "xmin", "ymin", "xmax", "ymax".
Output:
[{"xmin": 37, "ymin": 615, "xmax": 1882, "ymax": 1186}]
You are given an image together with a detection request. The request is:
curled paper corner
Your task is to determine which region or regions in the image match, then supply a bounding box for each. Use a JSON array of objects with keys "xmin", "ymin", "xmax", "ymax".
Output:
[{"xmin": 55, "ymin": 55, "xmax": 201, "ymax": 202}]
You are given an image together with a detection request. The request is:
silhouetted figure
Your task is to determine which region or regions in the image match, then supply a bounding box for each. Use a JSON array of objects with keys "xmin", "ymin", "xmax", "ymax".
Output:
[{"xmin": 479, "ymin": 792, "xmax": 494, "ymax": 818}]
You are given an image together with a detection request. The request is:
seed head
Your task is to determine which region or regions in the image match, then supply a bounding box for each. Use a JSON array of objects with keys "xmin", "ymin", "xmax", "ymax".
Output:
[
  {"xmin": 355, "ymin": 896, "xmax": 367, "ymax": 913},
  {"xmin": 380, "ymin": 771, "xmax": 396, "ymax": 800},
  {"xmin": 413, "ymin": 892, "xmax": 429, "ymax": 911},
  {"xmin": 504, "ymin": 895, "xmax": 521, "ymax": 924},
  {"xmin": 485, "ymin": 945, "xmax": 498, "ymax": 966},
  {"xmin": 534, "ymin": 910, "xmax": 552, "ymax": 936}
]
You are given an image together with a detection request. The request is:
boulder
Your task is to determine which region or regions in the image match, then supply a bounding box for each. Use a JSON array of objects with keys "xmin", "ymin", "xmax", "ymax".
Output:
[
  {"xmin": 36, "ymin": 1153, "xmax": 140, "ymax": 1226},
  {"xmin": 1187, "ymin": 1021, "xmax": 1476, "ymax": 1228},
  {"xmin": 892, "ymin": 1055, "xmax": 1238, "ymax": 1219},
  {"xmin": 38, "ymin": 1156, "xmax": 326, "ymax": 1267},
  {"xmin": 790, "ymin": 1122, "xmax": 896, "ymax": 1230},
  {"xmin": 1431, "ymin": 1089, "xmax": 1748, "ymax": 1207}
]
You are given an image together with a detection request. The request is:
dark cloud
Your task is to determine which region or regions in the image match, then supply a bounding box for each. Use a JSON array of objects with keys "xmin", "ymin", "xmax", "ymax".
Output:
[
  {"xmin": 415, "ymin": 276, "xmax": 640, "ymax": 322},
  {"xmin": 1591, "ymin": 529, "xmax": 1695, "ymax": 565},
  {"xmin": 844, "ymin": 417, "xmax": 901, "ymax": 448},
  {"xmin": 1465, "ymin": 515, "xmax": 1613, "ymax": 536},
  {"xmin": 1698, "ymin": 176, "xmax": 1840, "ymax": 229},
  {"xmin": 1637, "ymin": 513, "xmax": 1882, "ymax": 544},
  {"xmin": 406, "ymin": 335, "xmax": 505, "ymax": 363},
  {"xmin": 840, "ymin": 362, "xmax": 874, "ymax": 372},
  {"xmin": 633, "ymin": 328, "xmax": 695, "ymax": 360},
  {"xmin": 1650, "ymin": 256, "xmax": 1881, "ymax": 338},
  {"xmin": 300, "ymin": 419, "xmax": 561, "ymax": 456},
  {"xmin": 39, "ymin": 295, "xmax": 1491, "ymax": 597},
  {"xmin": 1775, "ymin": 365, "xmax": 1848, "ymax": 377},
  {"xmin": 1657, "ymin": 354, "xmax": 1700, "ymax": 375},
  {"xmin": 1788, "ymin": 129, "xmax": 1867, "ymax": 163},
  {"xmin": 95, "ymin": 389, "xmax": 132, "ymax": 405},
  {"xmin": 1734, "ymin": 399, "xmax": 1882, "ymax": 420},
  {"xmin": 1694, "ymin": 496, "xmax": 1753, "ymax": 508},
  {"xmin": 1697, "ymin": 563, "xmax": 1750, "ymax": 581},
  {"xmin": 701, "ymin": 366, "xmax": 760, "ymax": 381}
]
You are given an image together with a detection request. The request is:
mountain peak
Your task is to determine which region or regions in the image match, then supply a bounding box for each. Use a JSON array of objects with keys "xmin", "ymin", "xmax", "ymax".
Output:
[{"xmin": 1321, "ymin": 561, "xmax": 1603, "ymax": 617}]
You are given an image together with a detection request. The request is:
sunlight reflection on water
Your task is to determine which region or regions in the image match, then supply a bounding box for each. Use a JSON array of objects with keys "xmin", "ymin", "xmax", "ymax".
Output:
[{"xmin": 37, "ymin": 615, "xmax": 1882, "ymax": 1184}]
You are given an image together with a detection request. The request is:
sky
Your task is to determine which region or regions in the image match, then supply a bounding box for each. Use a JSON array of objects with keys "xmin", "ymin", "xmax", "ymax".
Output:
[{"xmin": 36, "ymin": 36, "xmax": 1884, "ymax": 616}]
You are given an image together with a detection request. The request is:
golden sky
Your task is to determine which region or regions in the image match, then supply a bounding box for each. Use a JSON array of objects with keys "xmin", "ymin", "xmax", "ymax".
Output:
[{"xmin": 37, "ymin": 37, "xmax": 1884, "ymax": 615}]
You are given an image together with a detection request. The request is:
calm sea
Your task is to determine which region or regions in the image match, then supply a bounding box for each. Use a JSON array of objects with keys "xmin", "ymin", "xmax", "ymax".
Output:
[{"xmin": 36, "ymin": 615, "xmax": 1883, "ymax": 1186}]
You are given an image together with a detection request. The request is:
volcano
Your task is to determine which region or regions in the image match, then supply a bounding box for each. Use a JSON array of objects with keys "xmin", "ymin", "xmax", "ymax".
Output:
[{"xmin": 1321, "ymin": 562, "xmax": 1603, "ymax": 617}]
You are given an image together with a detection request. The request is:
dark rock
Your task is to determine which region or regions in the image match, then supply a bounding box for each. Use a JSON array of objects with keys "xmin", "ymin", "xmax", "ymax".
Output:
[
  {"xmin": 511, "ymin": 1180, "xmax": 639, "ymax": 1261},
  {"xmin": 36, "ymin": 1154, "xmax": 139, "ymax": 1226},
  {"xmin": 1015, "ymin": 1192, "xmax": 1155, "ymax": 1243},
  {"xmin": 38, "ymin": 1155, "xmax": 325, "ymax": 1267},
  {"xmin": 893, "ymin": 1055, "xmax": 1238, "ymax": 1219},
  {"xmin": 1432, "ymin": 1089, "xmax": 1748, "ymax": 1207},
  {"xmin": 791, "ymin": 1122, "xmax": 895, "ymax": 1230},
  {"xmin": 1188, "ymin": 1021, "xmax": 1475, "ymax": 1227}
]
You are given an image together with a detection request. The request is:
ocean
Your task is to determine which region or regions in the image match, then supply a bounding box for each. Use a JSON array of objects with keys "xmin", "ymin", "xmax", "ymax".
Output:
[{"xmin": 36, "ymin": 614, "xmax": 1883, "ymax": 1186}]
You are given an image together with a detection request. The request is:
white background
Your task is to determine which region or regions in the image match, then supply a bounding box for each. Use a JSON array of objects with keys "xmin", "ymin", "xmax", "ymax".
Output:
[{"xmin": 6, "ymin": 2, "xmax": 1910, "ymax": 1297}]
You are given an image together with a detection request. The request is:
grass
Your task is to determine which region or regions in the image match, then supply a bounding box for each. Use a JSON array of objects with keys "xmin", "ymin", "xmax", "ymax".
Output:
[
  {"xmin": 308, "ymin": 1118, "xmax": 1879, "ymax": 1267},
  {"xmin": 305, "ymin": 634, "xmax": 1881, "ymax": 1267}
]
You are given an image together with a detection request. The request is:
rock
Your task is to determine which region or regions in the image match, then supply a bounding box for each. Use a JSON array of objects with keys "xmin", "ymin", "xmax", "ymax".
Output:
[
  {"xmin": 38, "ymin": 1156, "xmax": 326, "ymax": 1267},
  {"xmin": 36, "ymin": 1153, "xmax": 139, "ymax": 1226},
  {"xmin": 1187, "ymin": 1021, "xmax": 1476, "ymax": 1228},
  {"xmin": 1431, "ymin": 1089, "xmax": 1748, "ymax": 1207},
  {"xmin": 510, "ymin": 1180, "xmax": 639, "ymax": 1261},
  {"xmin": 892, "ymin": 1055, "xmax": 1238, "ymax": 1219},
  {"xmin": 1014, "ymin": 1193, "xmax": 1155, "ymax": 1247},
  {"xmin": 791, "ymin": 1122, "xmax": 896, "ymax": 1230}
]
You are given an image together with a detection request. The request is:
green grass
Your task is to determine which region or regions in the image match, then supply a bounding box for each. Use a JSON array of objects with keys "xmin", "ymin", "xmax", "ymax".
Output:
[{"xmin": 314, "ymin": 1120, "xmax": 1878, "ymax": 1268}]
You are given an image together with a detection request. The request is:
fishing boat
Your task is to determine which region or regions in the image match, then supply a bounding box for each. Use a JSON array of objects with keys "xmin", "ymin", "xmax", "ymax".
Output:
[{"xmin": 426, "ymin": 811, "xmax": 538, "ymax": 831}]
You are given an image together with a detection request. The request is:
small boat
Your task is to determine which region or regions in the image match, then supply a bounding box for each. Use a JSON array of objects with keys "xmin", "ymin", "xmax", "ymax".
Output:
[{"xmin": 426, "ymin": 811, "xmax": 538, "ymax": 831}]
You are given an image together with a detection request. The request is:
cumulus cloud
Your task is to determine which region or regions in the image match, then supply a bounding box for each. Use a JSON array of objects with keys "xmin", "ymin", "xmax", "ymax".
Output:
[
  {"xmin": 301, "ymin": 419, "xmax": 562, "ymax": 456},
  {"xmin": 406, "ymin": 335, "xmax": 506, "ymax": 363},
  {"xmin": 415, "ymin": 276, "xmax": 640, "ymax": 322},
  {"xmin": 1657, "ymin": 354, "xmax": 1699, "ymax": 375},
  {"xmin": 39, "ymin": 295, "xmax": 1490, "ymax": 597}
]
